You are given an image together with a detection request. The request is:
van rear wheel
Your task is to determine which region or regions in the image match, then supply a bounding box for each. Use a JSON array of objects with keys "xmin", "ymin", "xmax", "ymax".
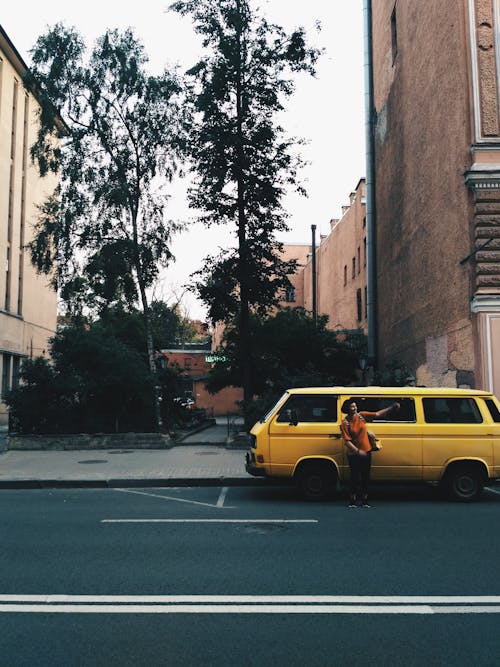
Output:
[
  {"xmin": 296, "ymin": 463, "xmax": 336, "ymax": 502},
  {"xmin": 444, "ymin": 465, "xmax": 484, "ymax": 502}
]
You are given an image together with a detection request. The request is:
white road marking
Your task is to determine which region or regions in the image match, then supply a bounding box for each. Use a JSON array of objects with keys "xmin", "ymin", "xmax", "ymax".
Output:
[
  {"xmin": 101, "ymin": 519, "xmax": 318, "ymax": 524},
  {"xmin": 216, "ymin": 487, "xmax": 228, "ymax": 508},
  {"xmin": 113, "ymin": 487, "xmax": 222, "ymax": 509},
  {"xmin": 0, "ymin": 595, "xmax": 499, "ymax": 614},
  {"xmin": 484, "ymin": 486, "xmax": 500, "ymax": 496}
]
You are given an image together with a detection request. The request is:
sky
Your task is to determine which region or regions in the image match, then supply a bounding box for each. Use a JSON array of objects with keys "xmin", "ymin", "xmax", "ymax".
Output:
[{"xmin": 1, "ymin": 1, "xmax": 366, "ymax": 320}]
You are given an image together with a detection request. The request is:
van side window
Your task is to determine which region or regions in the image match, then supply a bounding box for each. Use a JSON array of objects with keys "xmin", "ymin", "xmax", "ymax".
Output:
[
  {"xmin": 347, "ymin": 397, "xmax": 416, "ymax": 422},
  {"xmin": 422, "ymin": 398, "xmax": 483, "ymax": 424},
  {"xmin": 485, "ymin": 399, "xmax": 500, "ymax": 422},
  {"xmin": 276, "ymin": 395, "xmax": 338, "ymax": 423}
]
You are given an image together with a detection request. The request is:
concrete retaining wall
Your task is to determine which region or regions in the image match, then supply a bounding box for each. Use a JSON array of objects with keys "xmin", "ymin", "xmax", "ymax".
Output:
[{"xmin": 7, "ymin": 432, "xmax": 173, "ymax": 451}]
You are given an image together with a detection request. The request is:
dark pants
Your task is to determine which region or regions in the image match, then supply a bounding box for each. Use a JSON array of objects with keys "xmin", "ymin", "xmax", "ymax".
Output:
[{"xmin": 347, "ymin": 452, "xmax": 372, "ymax": 501}]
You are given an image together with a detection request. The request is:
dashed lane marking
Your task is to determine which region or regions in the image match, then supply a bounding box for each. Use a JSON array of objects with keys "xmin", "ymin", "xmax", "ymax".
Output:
[
  {"xmin": 100, "ymin": 519, "xmax": 318, "ymax": 524},
  {"xmin": 216, "ymin": 487, "xmax": 229, "ymax": 508}
]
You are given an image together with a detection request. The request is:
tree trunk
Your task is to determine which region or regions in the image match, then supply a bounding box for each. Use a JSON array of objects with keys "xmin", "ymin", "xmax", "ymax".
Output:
[
  {"xmin": 235, "ymin": 0, "xmax": 253, "ymax": 429},
  {"xmin": 132, "ymin": 208, "xmax": 163, "ymax": 433}
]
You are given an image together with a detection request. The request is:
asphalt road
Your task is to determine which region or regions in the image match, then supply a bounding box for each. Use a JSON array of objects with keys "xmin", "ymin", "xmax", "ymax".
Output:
[{"xmin": 0, "ymin": 485, "xmax": 499, "ymax": 666}]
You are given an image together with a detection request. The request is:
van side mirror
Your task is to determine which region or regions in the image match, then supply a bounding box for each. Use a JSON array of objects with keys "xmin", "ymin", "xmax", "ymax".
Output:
[{"xmin": 288, "ymin": 409, "xmax": 298, "ymax": 426}]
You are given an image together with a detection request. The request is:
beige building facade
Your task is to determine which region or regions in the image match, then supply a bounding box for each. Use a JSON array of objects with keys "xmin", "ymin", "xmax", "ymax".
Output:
[
  {"xmin": 301, "ymin": 180, "xmax": 368, "ymax": 334},
  {"xmin": 370, "ymin": 0, "xmax": 500, "ymax": 394},
  {"xmin": 0, "ymin": 26, "xmax": 58, "ymax": 424}
]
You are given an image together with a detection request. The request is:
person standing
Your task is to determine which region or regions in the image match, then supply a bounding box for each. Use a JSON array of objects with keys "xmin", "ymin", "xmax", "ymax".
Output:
[{"xmin": 341, "ymin": 400, "xmax": 400, "ymax": 508}]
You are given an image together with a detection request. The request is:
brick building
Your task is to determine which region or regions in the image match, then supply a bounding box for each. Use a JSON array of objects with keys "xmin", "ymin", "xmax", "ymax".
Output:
[
  {"xmin": 301, "ymin": 179, "xmax": 368, "ymax": 333},
  {"xmin": 159, "ymin": 345, "xmax": 242, "ymax": 416},
  {"xmin": 369, "ymin": 0, "xmax": 500, "ymax": 393}
]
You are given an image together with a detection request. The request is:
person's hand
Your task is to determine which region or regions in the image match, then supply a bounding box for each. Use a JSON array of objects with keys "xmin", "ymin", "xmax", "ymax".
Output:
[{"xmin": 358, "ymin": 449, "xmax": 368, "ymax": 457}]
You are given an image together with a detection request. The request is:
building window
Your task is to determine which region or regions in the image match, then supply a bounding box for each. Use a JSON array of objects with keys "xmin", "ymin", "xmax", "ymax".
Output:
[
  {"xmin": 352, "ymin": 257, "xmax": 356, "ymax": 279},
  {"xmin": 357, "ymin": 247, "xmax": 361, "ymax": 274},
  {"xmin": 363, "ymin": 237, "xmax": 367, "ymax": 267},
  {"xmin": 344, "ymin": 265, "xmax": 347, "ymax": 286},
  {"xmin": 391, "ymin": 5, "xmax": 398, "ymax": 64},
  {"xmin": 18, "ymin": 93, "xmax": 29, "ymax": 316},
  {"xmin": 184, "ymin": 357, "xmax": 192, "ymax": 370},
  {"xmin": 284, "ymin": 286, "xmax": 296, "ymax": 303},
  {"xmin": 12, "ymin": 356, "xmax": 20, "ymax": 390},
  {"xmin": 356, "ymin": 288, "xmax": 362, "ymax": 322},
  {"xmin": 5, "ymin": 80, "xmax": 19, "ymax": 312},
  {"xmin": 2, "ymin": 354, "xmax": 12, "ymax": 400}
]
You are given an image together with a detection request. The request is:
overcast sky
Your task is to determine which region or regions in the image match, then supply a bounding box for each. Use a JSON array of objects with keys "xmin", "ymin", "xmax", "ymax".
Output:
[{"xmin": 1, "ymin": 1, "xmax": 366, "ymax": 320}]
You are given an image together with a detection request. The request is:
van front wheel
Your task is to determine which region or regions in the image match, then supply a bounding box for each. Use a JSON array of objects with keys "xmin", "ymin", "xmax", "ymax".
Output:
[
  {"xmin": 444, "ymin": 465, "xmax": 484, "ymax": 502},
  {"xmin": 296, "ymin": 463, "xmax": 336, "ymax": 502}
]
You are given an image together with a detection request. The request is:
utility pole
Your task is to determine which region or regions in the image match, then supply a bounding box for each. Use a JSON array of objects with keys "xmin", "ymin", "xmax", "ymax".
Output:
[{"xmin": 311, "ymin": 224, "xmax": 317, "ymax": 324}]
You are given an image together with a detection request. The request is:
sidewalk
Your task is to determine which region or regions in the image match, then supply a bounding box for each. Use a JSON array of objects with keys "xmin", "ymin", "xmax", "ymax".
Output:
[{"xmin": 0, "ymin": 421, "xmax": 263, "ymax": 489}]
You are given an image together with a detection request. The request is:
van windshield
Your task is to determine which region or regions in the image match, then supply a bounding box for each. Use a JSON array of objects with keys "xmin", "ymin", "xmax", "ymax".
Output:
[{"xmin": 260, "ymin": 393, "xmax": 289, "ymax": 423}]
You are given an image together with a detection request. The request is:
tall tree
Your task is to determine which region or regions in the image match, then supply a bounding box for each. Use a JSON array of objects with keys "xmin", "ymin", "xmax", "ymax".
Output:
[
  {"xmin": 25, "ymin": 25, "xmax": 188, "ymax": 430},
  {"xmin": 171, "ymin": 0, "xmax": 320, "ymax": 416}
]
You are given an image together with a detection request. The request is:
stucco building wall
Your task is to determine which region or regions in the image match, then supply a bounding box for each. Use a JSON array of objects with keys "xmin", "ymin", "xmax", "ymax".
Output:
[
  {"xmin": 0, "ymin": 26, "xmax": 58, "ymax": 424},
  {"xmin": 371, "ymin": 0, "xmax": 500, "ymax": 392}
]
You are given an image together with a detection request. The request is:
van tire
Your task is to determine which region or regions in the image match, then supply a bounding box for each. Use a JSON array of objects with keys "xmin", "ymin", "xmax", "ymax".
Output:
[
  {"xmin": 296, "ymin": 463, "xmax": 337, "ymax": 502},
  {"xmin": 444, "ymin": 464, "xmax": 484, "ymax": 502}
]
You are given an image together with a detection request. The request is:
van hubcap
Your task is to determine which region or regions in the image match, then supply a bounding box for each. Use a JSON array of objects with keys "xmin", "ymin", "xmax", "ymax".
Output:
[{"xmin": 456, "ymin": 475, "xmax": 475, "ymax": 495}]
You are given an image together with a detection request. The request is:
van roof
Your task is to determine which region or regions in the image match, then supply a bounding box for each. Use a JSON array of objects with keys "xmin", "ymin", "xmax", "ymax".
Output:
[{"xmin": 286, "ymin": 387, "xmax": 494, "ymax": 397}]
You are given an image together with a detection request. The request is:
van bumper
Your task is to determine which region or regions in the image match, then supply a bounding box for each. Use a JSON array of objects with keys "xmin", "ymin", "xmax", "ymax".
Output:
[{"xmin": 245, "ymin": 451, "xmax": 266, "ymax": 477}]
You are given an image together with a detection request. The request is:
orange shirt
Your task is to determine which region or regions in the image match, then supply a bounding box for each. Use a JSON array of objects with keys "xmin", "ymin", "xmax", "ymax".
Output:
[{"xmin": 341, "ymin": 411, "xmax": 377, "ymax": 453}]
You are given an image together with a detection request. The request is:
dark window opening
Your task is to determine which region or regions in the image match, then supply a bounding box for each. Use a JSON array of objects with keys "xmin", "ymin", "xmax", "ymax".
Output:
[
  {"xmin": 346, "ymin": 396, "xmax": 416, "ymax": 422},
  {"xmin": 284, "ymin": 287, "xmax": 296, "ymax": 303},
  {"xmin": 485, "ymin": 399, "xmax": 500, "ymax": 423},
  {"xmin": 391, "ymin": 5, "xmax": 398, "ymax": 64},
  {"xmin": 276, "ymin": 394, "xmax": 338, "ymax": 423},
  {"xmin": 422, "ymin": 398, "xmax": 483, "ymax": 424},
  {"xmin": 356, "ymin": 288, "xmax": 362, "ymax": 322}
]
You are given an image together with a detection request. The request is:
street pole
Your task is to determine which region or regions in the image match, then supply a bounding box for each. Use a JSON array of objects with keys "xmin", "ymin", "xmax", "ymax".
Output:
[{"xmin": 311, "ymin": 224, "xmax": 317, "ymax": 325}]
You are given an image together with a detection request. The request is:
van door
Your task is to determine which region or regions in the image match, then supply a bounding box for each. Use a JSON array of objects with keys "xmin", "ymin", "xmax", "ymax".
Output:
[
  {"xmin": 484, "ymin": 398, "xmax": 500, "ymax": 479},
  {"xmin": 268, "ymin": 393, "xmax": 342, "ymax": 477},
  {"xmin": 420, "ymin": 396, "xmax": 493, "ymax": 481},
  {"xmin": 340, "ymin": 395, "xmax": 422, "ymax": 481}
]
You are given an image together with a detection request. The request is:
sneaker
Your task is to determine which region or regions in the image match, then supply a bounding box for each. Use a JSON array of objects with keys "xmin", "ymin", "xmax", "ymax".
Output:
[
  {"xmin": 347, "ymin": 502, "xmax": 358, "ymax": 508},
  {"xmin": 361, "ymin": 502, "xmax": 372, "ymax": 508}
]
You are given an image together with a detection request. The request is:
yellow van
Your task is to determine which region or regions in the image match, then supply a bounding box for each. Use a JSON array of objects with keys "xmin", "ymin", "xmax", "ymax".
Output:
[{"xmin": 245, "ymin": 387, "xmax": 500, "ymax": 501}]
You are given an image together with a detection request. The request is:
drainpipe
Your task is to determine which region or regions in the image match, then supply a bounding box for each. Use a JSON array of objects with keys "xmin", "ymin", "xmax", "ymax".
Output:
[
  {"xmin": 311, "ymin": 224, "xmax": 317, "ymax": 324},
  {"xmin": 363, "ymin": 0, "xmax": 377, "ymax": 366}
]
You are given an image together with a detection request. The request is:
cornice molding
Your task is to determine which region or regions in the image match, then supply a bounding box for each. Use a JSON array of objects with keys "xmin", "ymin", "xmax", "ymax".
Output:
[
  {"xmin": 465, "ymin": 165, "xmax": 500, "ymax": 190},
  {"xmin": 471, "ymin": 294, "xmax": 500, "ymax": 312}
]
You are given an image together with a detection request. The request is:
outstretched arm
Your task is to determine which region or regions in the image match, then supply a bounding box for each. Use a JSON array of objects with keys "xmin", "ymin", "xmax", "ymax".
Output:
[{"xmin": 374, "ymin": 402, "xmax": 400, "ymax": 419}]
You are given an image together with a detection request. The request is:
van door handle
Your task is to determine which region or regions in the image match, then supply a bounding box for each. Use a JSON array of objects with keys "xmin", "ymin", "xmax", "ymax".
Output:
[{"xmin": 329, "ymin": 434, "xmax": 342, "ymax": 438}]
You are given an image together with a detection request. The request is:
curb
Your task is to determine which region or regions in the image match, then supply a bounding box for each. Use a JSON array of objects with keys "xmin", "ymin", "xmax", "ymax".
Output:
[{"xmin": 0, "ymin": 477, "xmax": 291, "ymax": 490}]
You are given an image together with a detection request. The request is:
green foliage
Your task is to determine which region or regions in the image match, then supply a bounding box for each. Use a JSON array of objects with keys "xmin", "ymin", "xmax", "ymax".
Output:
[
  {"xmin": 373, "ymin": 359, "xmax": 417, "ymax": 387},
  {"xmin": 26, "ymin": 25, "xmax": 191, "ymax": 429},
  {"xmin": 206, "ymin": 308, "xmax": 361, "ymax": 424},
  {"xmin": 6, "ymin": 304, "xmax": 201, "ymax": 434},
  {"xmin": 171, "ymin": 0, "xmax": 321, "ymax": 403},
  {"xmin": 26, "ymin": 25, "xmax": 188, "ymax": 313}
]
